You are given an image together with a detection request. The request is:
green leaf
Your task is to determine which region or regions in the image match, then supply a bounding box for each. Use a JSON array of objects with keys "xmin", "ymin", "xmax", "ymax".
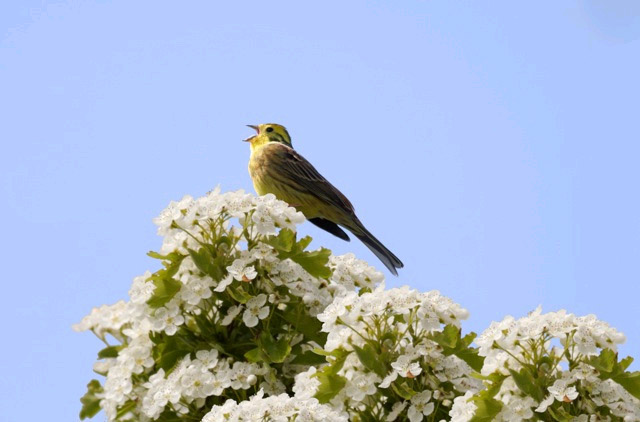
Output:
[
  {"xmin": 290, "ymin": 247, "xmax": 332, "ymax": 278},
  {"xmin": 469, "ymin": 396, "xmax": 503, "ymax": 422},
  {"xmin": 146, "ymin": 276, "xmax": 182, "ymax": 308},
  {"xmin": 291, "ymin": 350, "xmax": 328, "ymax": 365},
  {"xmin": 312, "ymin": 348, "xmax": 335, "ymax": 357},
  {"xmin": 312, "ymin": 348, "xmax": 348, "ymax": 376},
  {"xmin": 460, "ymin": 332, "xmax": 477, "ymax": 348},
  {"xmin": 586, "ymin": 350, "xmax": 640, "ymax": 399},
  {"xmin": 208, "ymin": 258, "xmax": 225, "ymax": 280},
  {"xmin": 456, "ymin": 348, "xmax": 484, "ymax": 373},
  {"xmin": 509, "ymin": 368, "xmax": 542, "ymax": 401},
  {"xmin": 188, "ymin": 248, "xmax": 215, "ymax": 275},
  {"xmin": 155, "ymin": 334, "xmax": 192, "ymax": 372},
  {"xmin": 471, "ymin": 373, "xmax": 506, "ymax": 398},
  {"xmin": 244, "ymin": 347, "xmax": 268, "ymax": 363},
  {"xmin": 79, "ymin": 379, "xmax": 103, "ymax": 420},
  {"xmin": 613, "ymin": 371, "xmax": 640, "ymax": 400},
  {"xmin": 431, "ymin": 324, "xmax": 459, "ymax": 349},
  {"xmin": 97, "ymin": 345, "xmax": 121, "ymax": 359},
  {"xmin": 147, "ymin": 250, "xmax": 169, "ymax": 260},
  {"xmin": 430, "ymin": 326, "xmax": 484, "ymax": 372},
  {"xmin": 265, "ymin": 228, "xmax": 296, "ymax": 253},
  {"xmin": 353, "ymin": 343, "xmax": 387, "ymax": 377},
  {"xmin": 116, "ymin": 401, "xmax": 137, "ymax": 418},
  {"xmin": 391, "ymin": 382, "xmax": 416, "ymax": 400},
  {"xmin": 145, "ymin": 255, "xmax": 185, "ymax": 308},
  {"xmin": 260, "ymin": 331, "xmax": 292, "ymax": 363},
  {"xmin": 268, "ymin": 232, "xmax": 330, "ymax": 277},
  {"xmin": 296, "ymin": 235, "xmax": 313, "ymax": 251},
  {"xmin": 619, "ymin": 356, "xmax": 634, "ymax": 372},
  {"xmin": 194, "ymin": 314, "xmax": 215, "ymax": 338},
  {"xmin": 314, "ymin": 372, "xmax": 347, "ymax": 403},
  {"xmin": 547, "ymin": 406, "xmax": 573, "ymax": 422},
  {"xmin": 159, "ymin": 348, "xmax": 189, "ymax": 372},
  {"xmin": 227, "ymin": 285, "xmax": 252, "ymax": 304},
  {"xmin": 156, "ymin": 409, "xmax": 181, "ymax": 422},
  {"xmin": 216, "ymin": 235, "xmax": 233, "ymax": 249},
  {"xmin": 589, "ymin": 348, "xmax": 616, "ymax": 374},
  {"xmin": 281, "ymin": 303, "xmax": 327, "ymax": 344}
]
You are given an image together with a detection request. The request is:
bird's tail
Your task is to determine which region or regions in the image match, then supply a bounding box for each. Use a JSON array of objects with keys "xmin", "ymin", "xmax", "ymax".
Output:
[{"xmin": 347, "ymin": 219, "xmax": 404, "ymax": 276}]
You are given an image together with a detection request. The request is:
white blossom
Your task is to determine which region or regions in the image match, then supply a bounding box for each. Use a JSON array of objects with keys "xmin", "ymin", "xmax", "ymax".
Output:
[
  {"xmin": 242, "ymin": 294, "xmax": 269, "ymax": 327},
  {"xmin": 407, "ymin": 390, "xmax": 434, "ymax": 422}
]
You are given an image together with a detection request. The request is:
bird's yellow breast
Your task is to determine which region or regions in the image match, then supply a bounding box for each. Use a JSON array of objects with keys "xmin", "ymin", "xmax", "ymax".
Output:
[
  {"xmin": 248, "ymin": 142, "xmax": 322, "ymax": 218},
  {"xmin": 248, "ymin": 143, "xmax": 275, "ymax": 196}
]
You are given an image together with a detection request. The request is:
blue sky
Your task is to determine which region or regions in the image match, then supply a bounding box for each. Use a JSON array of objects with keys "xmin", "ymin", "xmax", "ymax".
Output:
[{"xmin": 1, "ymin": 1, "xmax": 639, "ymax": 420}]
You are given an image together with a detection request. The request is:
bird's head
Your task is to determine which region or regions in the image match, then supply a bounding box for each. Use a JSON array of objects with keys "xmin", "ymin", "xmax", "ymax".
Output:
[{"xmin": 244, "ymin": 123, "xmax": 292, "ymax": 149}]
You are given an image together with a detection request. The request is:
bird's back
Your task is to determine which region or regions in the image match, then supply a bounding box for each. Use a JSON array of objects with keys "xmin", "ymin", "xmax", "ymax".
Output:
[
  {"xmin": 246, "ymin": 127, "xmax": 403, "ymax": 275},
  {"xmin": 248, "ymin": 142, "xmax": 351, "ymax": 222}
]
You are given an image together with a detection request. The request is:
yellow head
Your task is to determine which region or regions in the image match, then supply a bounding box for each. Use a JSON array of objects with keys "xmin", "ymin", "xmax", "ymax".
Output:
[{"xmin": 244, "ymin": 123, "xmax": 292, "ymax": 150}]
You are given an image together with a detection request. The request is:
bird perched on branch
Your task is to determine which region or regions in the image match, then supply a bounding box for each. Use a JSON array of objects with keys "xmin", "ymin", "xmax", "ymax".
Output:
[{"xmin": 244, "ymin": 123, "xmax": 403, "ymax": 275}]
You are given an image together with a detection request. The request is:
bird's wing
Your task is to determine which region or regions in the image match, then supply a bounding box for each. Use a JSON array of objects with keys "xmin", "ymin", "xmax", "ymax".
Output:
[
  {"xmin": 308, "ymin": 217, "xmax": 350, "ymax": 241},
  {"xmin": 268, "ymin": 143, "xmax": 355, "ymax": 214}
]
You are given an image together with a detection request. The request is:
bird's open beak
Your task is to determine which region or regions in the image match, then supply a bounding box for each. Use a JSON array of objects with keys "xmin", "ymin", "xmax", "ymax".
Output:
[{"xmin": 243, "ymin": 124, "xmax": 260, "ymax": 142}]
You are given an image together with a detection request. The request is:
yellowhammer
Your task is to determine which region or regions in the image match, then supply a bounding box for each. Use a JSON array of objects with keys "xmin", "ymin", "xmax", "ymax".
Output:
[{"xmin": 244, "ymin": 123, "xmax": 404, "ymax": 275}]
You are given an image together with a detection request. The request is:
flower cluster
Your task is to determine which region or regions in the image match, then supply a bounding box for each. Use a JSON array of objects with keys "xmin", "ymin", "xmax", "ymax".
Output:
[
  {"xmin": 75, "ymin": 189, "xmax": 382, "ymax": 421},
  {"xmin": 201, "ymin": 390, "xmax": 348, "ymax": 421},
  {"xmin": 76, "ymin": 189, "xmax": 640, "ymax": 422},
  {"xmin": 451, "ymin": 307, "xmax": 640, "ymax": 421},
  {"xmin": 292, "ymin": 286, "xmax": 483, "ymax": 421}
]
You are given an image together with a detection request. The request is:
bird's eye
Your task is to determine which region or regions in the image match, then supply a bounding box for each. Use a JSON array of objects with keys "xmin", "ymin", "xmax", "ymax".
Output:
[{"xmin": 266, "ymin": 127, "xmax": 274, "ymax": 132}]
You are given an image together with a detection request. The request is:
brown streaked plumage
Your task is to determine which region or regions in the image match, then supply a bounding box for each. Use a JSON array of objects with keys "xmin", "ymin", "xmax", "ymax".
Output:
[{"xmin": 244, "ymin": 123, "xmax": 404, "ymax": 275}]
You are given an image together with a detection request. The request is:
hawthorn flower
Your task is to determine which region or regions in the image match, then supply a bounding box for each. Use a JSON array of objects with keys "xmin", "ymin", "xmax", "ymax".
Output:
[
  {"xmin": 229, "ymin": 362, "xmax": 262, "ymax": 390},
  {"xmin": 250, "ymin": 243, "xmax": 278, "ymax": 262},
  {"xmin": 293, "ymin": 367, "xmax": 320, "ymax": 400},
  {"xmin": 202, "ymin": 391, "xmax": 347, "ymax": 422},
  {"xmin": 72, "ymin": 301, "xmax": 133, "ymax": 336},
  {"xmin": 450, "ymin": 391, "xmax": 477, "ymax": 422},
  {"xmin": 221, "ymin": 190, "xmax": 254, "ymax": 217},
  {"xmin": 128, "ymin": 271, "xmax": 154, "ymax": 304},
  {"xmin": 221, "ymin": 305, "xmax": 243, "ymax": 326},
  {"xmin": 243, "ymin": 294, "xmax": 269, "ymax": 327},
  {"xmin": 180, "ymin": 364, "xmax": 215, "ymax": 398},
  {"xmin": 214, "ymin": 275, "xmax": 233, "ymax": 292},
  {"xmin": 407, "ymin": 390, "xmax": 434, "ymax": 422},
  {"xmin": 316, "ymin": 300, "xmax": 346, "ymax": 330},
  {"xmin": 152, "ymin": 194, "xmax": 194, "ymax": 231},
  {"xmin": 535, "ymin": 395, "xmax": 555, "ymax": 413},
  {"xmin": 379, "ymin": 371, "xmax": 398, "ymax": 388},
  {"xmin": 537, "ymin": 378, "xmax": 580, "ymax": 411},
  {"xmin": 227, "ymin": 259, "xmax": 258, "ymax": 282},
  {"xmin": 195, "ymin": 349, "xmax": 219, "ymax": 370},
  {"xmin": 151, "ymin": 303, "xmax": 184, "ymax": 335},
  {"xmin": 329, "ymin": 253, "xmax": 384, "ymax": 290},
  {"xmin": 346, "ymin": 371, "xmax": 380, "ymax": 401},
  {"xmin": 497, "ymin": 395, "xmax": 536, "ymax": 420},
  {"xmin": 209, "ymin": 372, "xmax": 231, "ymax": 396},
  {"xmin": 181, "ymin": 275, "xmax": 214, "ymax": 305},
  {"xmin": 387, "ymin": 401, "xmax": 408, "ymax": 421},
  {"xmin": 391, "ymin": 355, "xmax": 422, "ymax": 378},
  {"xmin": 548, "ymin": 379, "xmax": 579, "ymax": 402},
  {"xmin": 118, "ymin": 336, "xmax": 154, "ymax": 374},
  {"xmin": 251, "ymin": 203, "xmax": 277, "ymax": 234}
]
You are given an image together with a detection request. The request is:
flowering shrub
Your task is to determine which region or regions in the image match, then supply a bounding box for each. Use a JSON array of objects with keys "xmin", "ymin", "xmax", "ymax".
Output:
[
  {"xmin": 451, "ymin": 308, "xmax": 640, "ymax": 421},
  {"xmin": 75, "ymin": 189, "xmax": 374, "ymax": 421},
  {"xmin": 76, "ymin": 189, "xmax": 640, "ymax": 421},
  {"xmin": 201, "ymin": 390, "xmax": 347, "ymax": 421},
  {"xmin": 294, "ymin": 287, "xmax": 483, "ymax": 421}
]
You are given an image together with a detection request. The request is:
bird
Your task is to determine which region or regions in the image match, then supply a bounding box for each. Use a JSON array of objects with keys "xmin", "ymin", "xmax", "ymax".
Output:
[{"xmin": 244, "ymin": 123, "xmax": 404, "ymax": 275}]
